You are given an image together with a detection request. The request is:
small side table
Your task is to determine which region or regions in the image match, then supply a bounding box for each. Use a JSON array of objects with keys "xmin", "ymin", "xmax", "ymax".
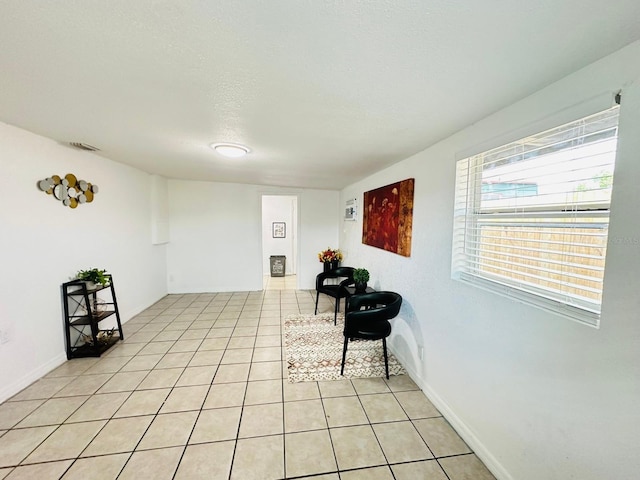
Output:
[
  {"xmin": 344, "ymin": 286, "xmax": 375, "ymax": 296},
  {"xmin": 344, "ymin": 286, "xmax": 376, "ymax": 313}
]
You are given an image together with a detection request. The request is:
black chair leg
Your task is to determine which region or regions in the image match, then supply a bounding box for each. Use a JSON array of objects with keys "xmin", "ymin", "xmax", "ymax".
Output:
[
  {"xmin": 341, "ymin": 336, "xmax": 349, "ymax": 376},
  {"xmin": 382, "ymin": 337, "xmax": 389, "ymax": 380},
  {"xmin": 315, "ymin": 291, "xmax": 320, "ymax": 315},
  {"xmin": 334, "ymin": 298, "xmax": 339, "ymax": 325}
]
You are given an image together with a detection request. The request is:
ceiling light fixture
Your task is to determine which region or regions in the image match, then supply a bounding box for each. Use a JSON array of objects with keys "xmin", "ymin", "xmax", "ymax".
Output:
[{"xmin": 211, "ymin": 143, "xmax": 250, "ymax": 158}]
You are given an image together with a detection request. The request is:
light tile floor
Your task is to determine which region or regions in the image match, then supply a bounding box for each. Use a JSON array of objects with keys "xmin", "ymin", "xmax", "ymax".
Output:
[{"xmin": 0, "ymin": 276, "xmax": 496, "ymax": 479}]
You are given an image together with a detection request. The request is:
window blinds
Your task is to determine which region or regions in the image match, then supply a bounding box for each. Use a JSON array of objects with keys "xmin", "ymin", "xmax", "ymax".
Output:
[{"xmin": 452, "ymin": 106, "xmax": 620, "ymax": 324}]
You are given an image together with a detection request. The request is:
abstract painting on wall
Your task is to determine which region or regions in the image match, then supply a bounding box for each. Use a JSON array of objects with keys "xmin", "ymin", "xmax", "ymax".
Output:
[{"xmin": 362, "ymin": 178, "xmax": 414, "ymax": 257}]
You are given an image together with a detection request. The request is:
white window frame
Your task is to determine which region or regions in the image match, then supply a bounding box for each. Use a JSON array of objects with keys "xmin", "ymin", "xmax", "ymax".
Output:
[{"xmin": 452, "ymin": 105, "xmax": 620, "ymax": 327}]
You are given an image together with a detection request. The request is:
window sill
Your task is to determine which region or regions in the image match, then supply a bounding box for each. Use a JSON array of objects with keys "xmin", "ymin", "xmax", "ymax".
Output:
[{"xmin": 454, "ymin": 273, "xmax": 601, "ymax": 328}]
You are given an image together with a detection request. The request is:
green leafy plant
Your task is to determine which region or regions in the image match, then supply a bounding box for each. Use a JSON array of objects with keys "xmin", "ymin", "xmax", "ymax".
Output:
[
  {"xmin": 353, "ymin": 268, "xmax": 370, "ymax": 283},
  {"xmin": 76, "ymin": 268, "xmax": 109, "ymax": 286}
]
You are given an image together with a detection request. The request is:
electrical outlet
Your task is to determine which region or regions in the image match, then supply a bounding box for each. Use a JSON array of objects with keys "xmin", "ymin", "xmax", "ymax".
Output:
[
  {"xmin": 418, "ymin": 346, "xmax": 424, "ymax": 360},
  {"xmin": 0, "ymin": 329, "xmax": 9, "ymax": 345}
]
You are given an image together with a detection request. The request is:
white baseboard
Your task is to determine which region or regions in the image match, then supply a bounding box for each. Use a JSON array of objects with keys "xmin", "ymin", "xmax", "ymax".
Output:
[
  {"xmin": 120, "ymin": 296, "xmax": 166, "ymax": 324},
  {"xmin": 0, "ymin": 295, "xmax": 166, "ymax": 404},
  {"xmin": 390, "ymin": 347, "xmax": 513, "ymax": 480},
  {"xmin": 0, "ymin": 352, "xmax": 67, "ymax": 404}
]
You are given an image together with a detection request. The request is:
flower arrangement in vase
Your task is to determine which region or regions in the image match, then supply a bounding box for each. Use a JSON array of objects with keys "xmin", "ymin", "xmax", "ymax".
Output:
[{"xmin": 318, "ymin": 247, "xmax": 343, "ymax": 272}]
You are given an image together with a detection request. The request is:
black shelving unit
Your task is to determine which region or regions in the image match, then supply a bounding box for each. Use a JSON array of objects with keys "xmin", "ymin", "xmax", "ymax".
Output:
[{"xmin": 61, "ymin": 274, "xmax": 124, "ymax": 359}]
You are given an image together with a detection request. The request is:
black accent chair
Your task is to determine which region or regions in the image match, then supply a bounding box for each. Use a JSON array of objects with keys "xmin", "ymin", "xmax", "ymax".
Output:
[
  {"xmin": 340, "ymin": 291, "xmax": 403, "ymax": 379},
  {"xmin": 315, "ymin": 267, "xmax": 355, "ymax": 325}
]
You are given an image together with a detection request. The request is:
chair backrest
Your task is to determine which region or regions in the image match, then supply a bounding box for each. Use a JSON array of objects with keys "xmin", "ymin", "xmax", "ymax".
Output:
[
  {"xmin": 346, "ymin": 291, "xmax": 403, "ymax": 320},
  {"xmin": 316, "ymin": 267, "xmax": 355, "ymax": 290},
  {"xmin": 322, "ymin": 266, "xmax": 354, "ymax": 281}
]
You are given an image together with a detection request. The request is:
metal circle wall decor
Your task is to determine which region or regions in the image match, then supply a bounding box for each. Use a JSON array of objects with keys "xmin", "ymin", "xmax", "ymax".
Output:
[{"xmin": 38, "ymin": 174, "xmax": 99, "ymax": 208}]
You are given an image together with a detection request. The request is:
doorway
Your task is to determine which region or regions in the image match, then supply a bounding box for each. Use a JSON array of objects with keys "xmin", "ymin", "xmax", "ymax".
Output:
[{"xmin": 261, "ymin": 195, "xmax": 298, "ymax": 288}]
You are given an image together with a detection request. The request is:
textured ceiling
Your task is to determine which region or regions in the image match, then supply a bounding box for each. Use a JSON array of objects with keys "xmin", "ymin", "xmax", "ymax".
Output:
[{"xmin": 1, "ymin": 1, "xmax": 639, "ymax": 190}]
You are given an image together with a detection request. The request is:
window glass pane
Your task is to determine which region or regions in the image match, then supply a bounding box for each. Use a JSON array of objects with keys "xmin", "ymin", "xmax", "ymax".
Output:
[{"xmin": 452, "ymin": 105, "xmax": 620, "ymax": 323}]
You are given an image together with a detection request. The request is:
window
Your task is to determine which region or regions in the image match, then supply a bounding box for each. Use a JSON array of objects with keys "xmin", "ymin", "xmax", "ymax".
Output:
[{"xmin": 452, "ymin": 106, "xmax": 620, "ymax": 325}]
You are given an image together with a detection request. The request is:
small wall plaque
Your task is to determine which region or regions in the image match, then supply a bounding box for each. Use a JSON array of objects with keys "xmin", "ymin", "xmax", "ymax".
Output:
[{"xmin": 272, "ymin": 222, "xmax": 286, "ymax": 238}]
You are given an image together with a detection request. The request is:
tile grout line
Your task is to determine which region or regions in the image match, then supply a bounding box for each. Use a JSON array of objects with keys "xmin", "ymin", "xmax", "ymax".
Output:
[{"xmin": 0, "ymin": 285, "xmax": 489, "ymax": 479}]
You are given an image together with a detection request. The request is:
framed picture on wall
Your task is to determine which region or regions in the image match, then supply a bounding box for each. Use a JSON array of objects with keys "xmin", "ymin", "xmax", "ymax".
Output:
[
  {"xmin": 272, "ymin": 222, "xmax": 286, "ymax": 238},
  {"xmin": 362, "ymin": 178, "xmax": 414, "ymax": 257}
]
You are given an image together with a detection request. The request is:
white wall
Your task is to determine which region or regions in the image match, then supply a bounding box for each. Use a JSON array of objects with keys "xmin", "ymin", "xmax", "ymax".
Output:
[
  {"xmin": 340, "ymin": 41, "xmax": 640, "ymax": 480},
  {"xmin": 150, "ymin": 175, "xmax": 170, "ymax": 244},
  {"xmin": 167, "ymin": 181, "xmax": 339, "ymax": 292},
  {"xmin": 0, "ymin": 123, "xmax": 168, "ymax": 402},
  {"xmin": 262, "ymin": 195, "xmax": 297, "ymax": 275},
  {"xmin": 298, "ymin": 189, "xmax": 342, "ymax": 289}
]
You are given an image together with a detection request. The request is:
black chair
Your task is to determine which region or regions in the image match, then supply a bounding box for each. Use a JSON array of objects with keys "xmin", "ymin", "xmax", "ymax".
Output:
[
  {"xmin": 340, "ymin": 291, "xmax": 402, "ymax": 379},
  {"xmin": 315, "ymin": 267, "xmax": 355, "ymax": 325}
]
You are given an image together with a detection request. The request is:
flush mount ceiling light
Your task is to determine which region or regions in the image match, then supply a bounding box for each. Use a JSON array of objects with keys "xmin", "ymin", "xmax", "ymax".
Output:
[{"xmin": 210, "ymin": 143, "xmax": 250, "ymax": 158}]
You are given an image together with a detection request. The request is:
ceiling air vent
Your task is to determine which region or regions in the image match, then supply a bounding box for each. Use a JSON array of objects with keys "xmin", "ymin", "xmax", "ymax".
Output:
[{"xmin": 69, "ymin": 142, "xmax": 100, "ymax": 152}]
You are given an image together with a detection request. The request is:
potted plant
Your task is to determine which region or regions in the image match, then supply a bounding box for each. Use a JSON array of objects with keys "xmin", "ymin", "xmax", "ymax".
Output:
[
  {"xmin": 353, "ymin": 268, "xmax": 370, "ymax": 293},
  {"xmin": 76, "ymin": 268, "xmax": 109, "ymax": 289},
  {"xmin": 317, "ymin": 247, "xmax": 344, "ymax": 272}
]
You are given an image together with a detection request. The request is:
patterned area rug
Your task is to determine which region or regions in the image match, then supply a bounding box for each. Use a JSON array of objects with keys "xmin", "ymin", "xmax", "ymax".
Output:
[{"xmin": 284, "ymin": 313, "xmax": 406, "ymax": 382}]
